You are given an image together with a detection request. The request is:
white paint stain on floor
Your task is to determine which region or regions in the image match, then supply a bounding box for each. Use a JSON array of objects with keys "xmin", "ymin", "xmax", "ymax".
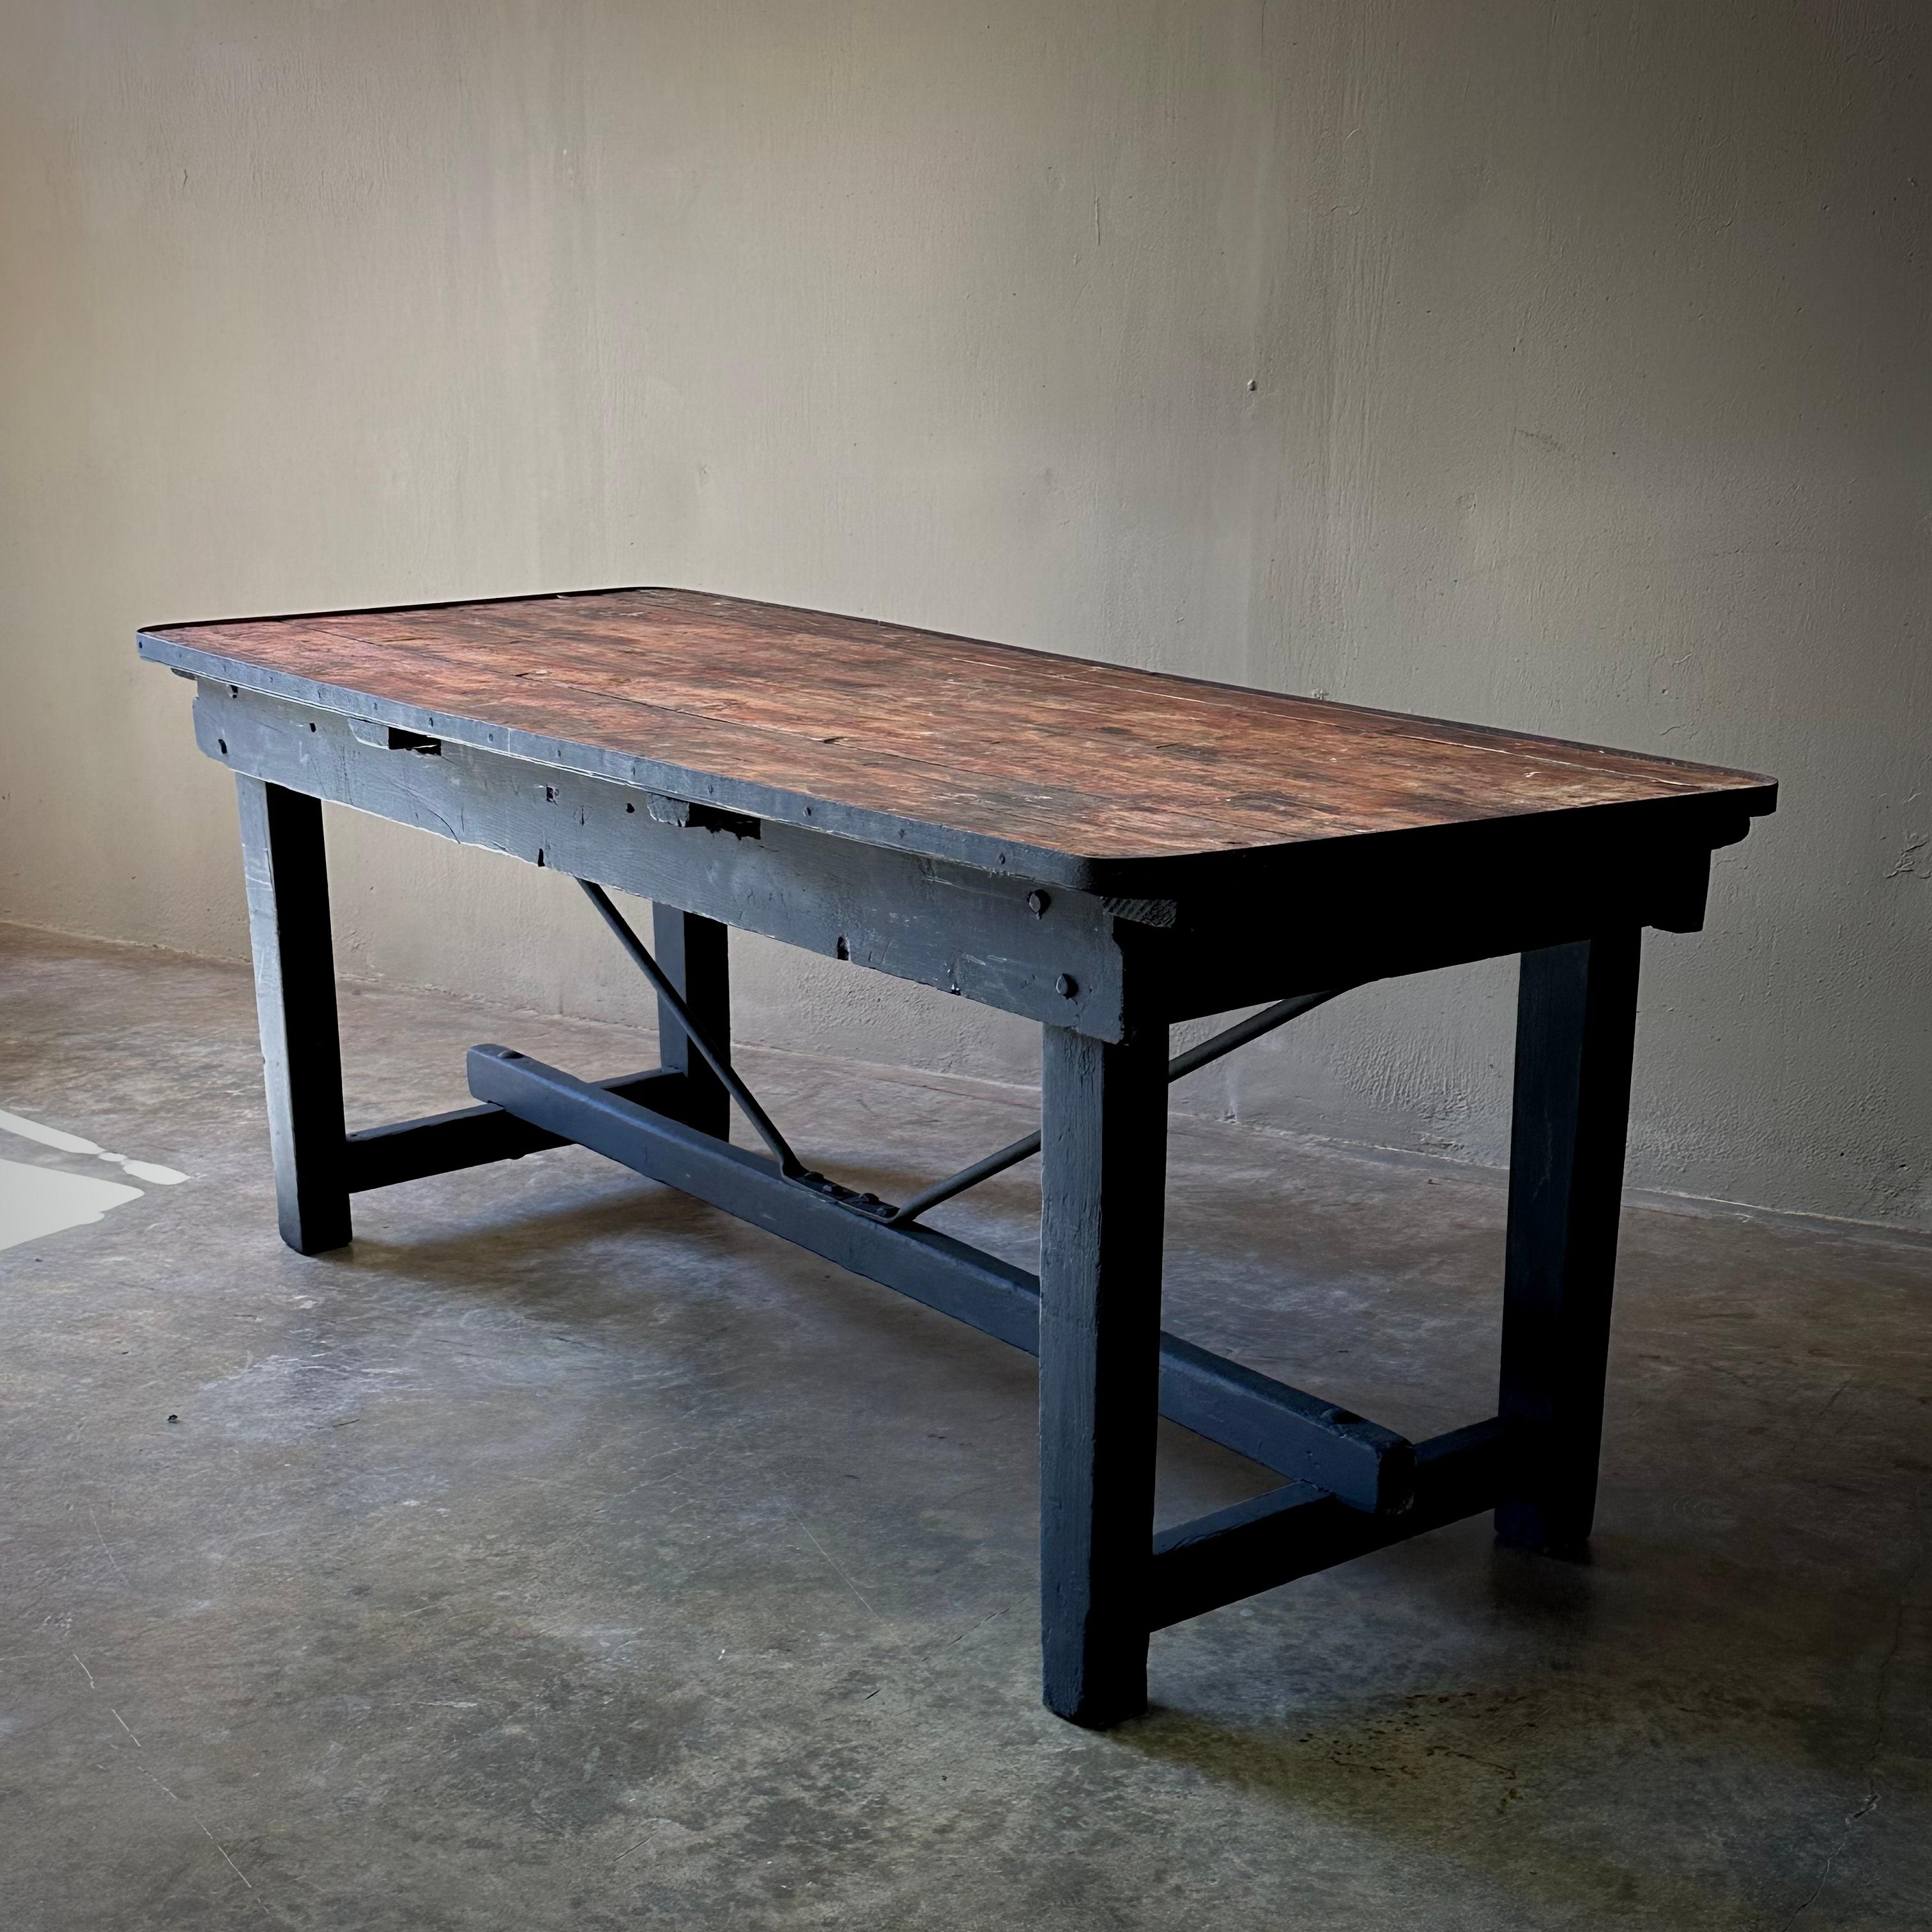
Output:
[
  {"xmin": 0, "ymin": 1158, "xmax": 146, "ymax": 1252},
  {"xmin": 0, "ymin": 1107, "xmax": 188, "ymax": 1253},
  {"xmin": 0, "ymin": 1107, "xmax": 188, "ymax": 1186}
]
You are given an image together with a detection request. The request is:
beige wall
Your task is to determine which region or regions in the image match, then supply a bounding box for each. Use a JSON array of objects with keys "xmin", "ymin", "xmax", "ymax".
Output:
[{"xmin": 3, "ymin": 1, "xmax": 1926, "ymax": 1225}]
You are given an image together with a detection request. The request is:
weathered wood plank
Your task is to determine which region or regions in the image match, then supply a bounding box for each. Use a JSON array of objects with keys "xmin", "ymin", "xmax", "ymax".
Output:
[
  {"xmin": 139, "ymin": 586, "xmax": 1778, "ymax": 893},
  {"xmin": 195, "ymin": 682, "xmax": 1132, "ymax": 1039},
  {"xmin": 195, "ymin": 681, "xmax": 1737, "ymax": 1030}
]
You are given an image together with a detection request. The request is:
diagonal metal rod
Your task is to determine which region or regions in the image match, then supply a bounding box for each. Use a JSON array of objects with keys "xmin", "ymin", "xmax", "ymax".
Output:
[
  {"xmin": 578, "ymin": 879, "xmax": 806, "ymax": 1177},
  {"xmin": 885, "ymin": 1128, "xmax": 1046, "ymax": 1227},
  {"xmin": 1167, "ymin": 986, "xmax": 1345, "ymax": 1082},
  {"xmin": 887, "ymin": 986, "xmax": 1346, "ymax": 1226}
]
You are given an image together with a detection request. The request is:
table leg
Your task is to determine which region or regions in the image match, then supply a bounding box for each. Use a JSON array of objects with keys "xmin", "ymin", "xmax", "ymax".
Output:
[
  {"xmin": 651, "ymin": 907, "xmax": 731, "ymax": 1138},
  {"xmin": 1496, "ymin": 931, "xmax": 1641, "ymax": 1556},
  {"xmin": 236, "ymin": 776, "xmax": 351, "ymax": 1255},
  {"xmin": 1038, "ymin": 1022, "xmax": 1168, "ymax": 1726}
]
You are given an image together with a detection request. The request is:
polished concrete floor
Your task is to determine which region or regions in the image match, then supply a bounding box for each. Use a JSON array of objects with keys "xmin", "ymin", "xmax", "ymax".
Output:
[{"xmin": 1, "ymin": 921, "xmax": 1928, "ymax": 1930}]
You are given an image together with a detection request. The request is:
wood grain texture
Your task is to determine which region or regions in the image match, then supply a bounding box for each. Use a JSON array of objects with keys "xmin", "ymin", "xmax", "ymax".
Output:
[{"xmin": 142, "ymin": 588, "xmax": 1776, "ymax": 888}]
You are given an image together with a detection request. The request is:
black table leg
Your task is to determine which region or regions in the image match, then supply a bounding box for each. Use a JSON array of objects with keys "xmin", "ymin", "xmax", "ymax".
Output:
[
  {"xmin": 1038, "ymin": 1022, "xmax": 1168, "ymax": 1726},
  {"xmin": 651, "ymin": 907, "xmax": 731, "ymax": 1139},
  {"xmin": 236, "ymin": 776, "xmax": 351, "ymax": 1255},
  {"xmin": 1496, "ymin": 931, "xmax": 1642, "ymax": 1556}
]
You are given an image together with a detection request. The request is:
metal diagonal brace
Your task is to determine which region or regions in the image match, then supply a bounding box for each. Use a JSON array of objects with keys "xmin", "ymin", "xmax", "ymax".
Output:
[
  {"xmin": 579, "ymin": 873, "xmax": 1348, "ymax": 1232},
  {"xmin": 578, "ymin": 878, "xmax": 806, "ymax": 1176},
  {"xmin": 885, "ymin": 987, "xmax": 1348, "ymax": 1225},
  {"xmin": 580, "ymin": 878, "xmax": 905, "ymax": 1216}
]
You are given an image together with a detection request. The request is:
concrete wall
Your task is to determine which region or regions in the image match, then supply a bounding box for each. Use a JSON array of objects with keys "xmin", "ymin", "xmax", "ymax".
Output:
[{"xmin": 3, "ymin": 1, "xmax": 1926, "ymax": 1225}]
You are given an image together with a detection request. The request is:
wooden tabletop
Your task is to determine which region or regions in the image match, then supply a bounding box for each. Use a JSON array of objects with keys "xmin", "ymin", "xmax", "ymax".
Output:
[{"xmin": 141, "ymin": 587, "xmax": 1775, "ymax": 891}]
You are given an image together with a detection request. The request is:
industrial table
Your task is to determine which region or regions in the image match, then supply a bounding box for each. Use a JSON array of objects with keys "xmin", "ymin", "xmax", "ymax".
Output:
[{"xmin": 141, "ymin": 588, "xmax": 1776, "ymax": 1727}]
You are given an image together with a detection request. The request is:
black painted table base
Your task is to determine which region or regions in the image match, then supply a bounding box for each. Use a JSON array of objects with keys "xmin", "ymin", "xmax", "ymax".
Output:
[{"xmin": 144, "ymin": 643, "xmax": 1770, "ymax": 1728}]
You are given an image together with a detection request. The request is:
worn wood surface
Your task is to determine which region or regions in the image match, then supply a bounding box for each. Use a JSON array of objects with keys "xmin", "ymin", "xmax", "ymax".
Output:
[
  {"xmin": 195, "ymin": 684, "xmax": 1135, "ymax": 1037},
  {"xmin": 142, "ymin": 588, "xmax": 1777, "ymax": 891},
  {"xmin": 196, "ymin": 683, "xmax": 1737, "ymax": 1029}
]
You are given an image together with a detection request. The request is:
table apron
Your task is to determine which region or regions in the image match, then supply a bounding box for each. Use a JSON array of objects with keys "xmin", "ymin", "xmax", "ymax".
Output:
[{"xmin": 194, "ymin": 680, "xmax": 1133, "ymax": 1039}]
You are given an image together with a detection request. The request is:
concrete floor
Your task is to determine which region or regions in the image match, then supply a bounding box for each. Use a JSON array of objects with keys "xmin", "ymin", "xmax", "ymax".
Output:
[{"xmin": 1, "ymin": 921, "xmax": 1928, "ymax": 1931}]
